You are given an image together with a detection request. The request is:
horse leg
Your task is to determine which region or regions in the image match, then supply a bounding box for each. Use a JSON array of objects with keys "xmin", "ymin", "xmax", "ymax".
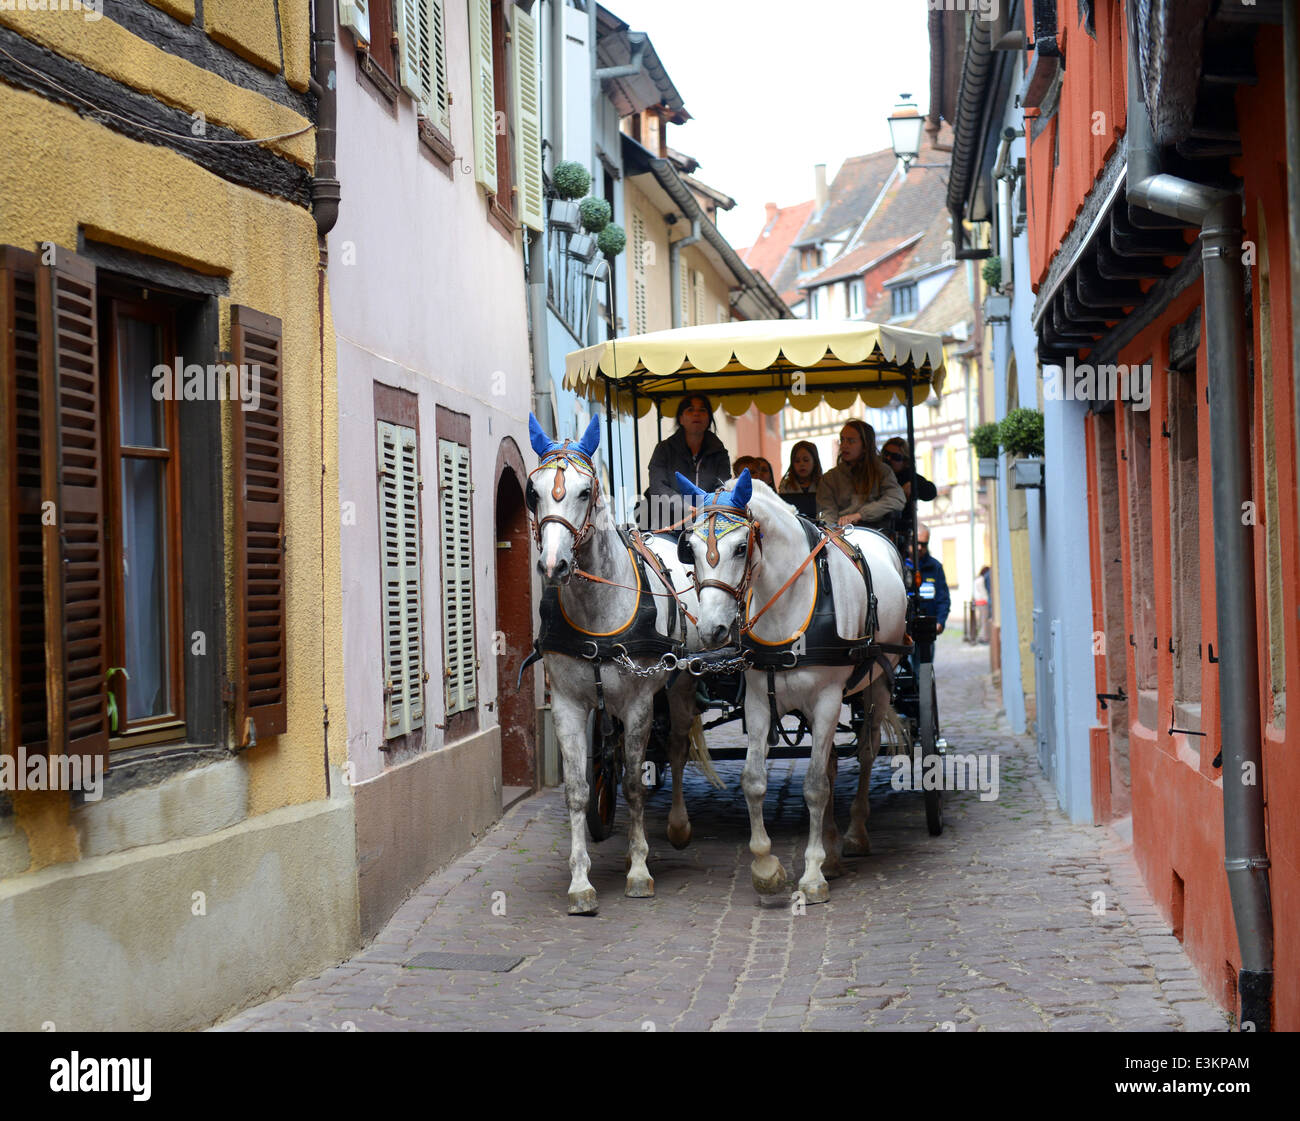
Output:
[
  {"xmin": 743, "ymin": 675, "xmax": 787, "ymax": 895},
  {"xmin": 664, "ymin": 674, "xmax": 695, "ymax": 849},
  {"xmin": 821, "ymin": 746, "xmax": 845, "ymax": 879},
  {"xmin": 555, "ymin": 697, "xmax": 598, "ymax": 915},
  {"xmin": 846, "ymin": 675, "xmax": 891, "ymax": 856},
  {"xmin": 797, "ymin": 690, "xmax": 843, "ymax": 905},
  {"xmin": 622, "ymin": 689, "xmax": 656, "ymax": 899}
]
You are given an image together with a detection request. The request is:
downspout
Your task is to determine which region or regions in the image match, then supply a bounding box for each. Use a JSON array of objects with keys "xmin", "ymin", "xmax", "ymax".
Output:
[
  {"xmin": 669, "ymin": 219, "xmax": 701, "ymax": 329},
  {"xmin": 1126, "ymin": 8, "xmax": 1273, "ymax": 1030},
  {"xmin": 1285, "ymin": 1, "xmax": 1300, "ymax": 605}
]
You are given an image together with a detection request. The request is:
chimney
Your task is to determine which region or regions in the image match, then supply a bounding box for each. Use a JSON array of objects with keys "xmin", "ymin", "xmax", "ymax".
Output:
[
  {"xmin": 764, "ymin": 202, "xmax": 778, "ymax": 230},
  {"xmin": 814, "ymin": 164, "xmax": 828, "ymax": 212}
]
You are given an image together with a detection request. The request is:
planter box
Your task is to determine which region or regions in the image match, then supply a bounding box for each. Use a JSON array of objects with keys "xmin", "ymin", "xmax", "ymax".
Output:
[
  {"xmin": 549, "ymin": 199, "xmax": 581, "ymax": 233},
  {"xmin": 978, "ymin": 457, "xmax": 999, "ymax": 479},
  {"xmin": 584, "ymin": 256, "xmax": 610, "ymax": 281},
  {"xmin": 984, "ymin": 293, "xmax": 1011, "ymax": 322},
  {"xmin": 1011, "ymin": 457, "xmax": 1044, "ymax": 489},
  {"xmin": 568, "ymin": 233, "xmax": 598, "ymax": 263}
]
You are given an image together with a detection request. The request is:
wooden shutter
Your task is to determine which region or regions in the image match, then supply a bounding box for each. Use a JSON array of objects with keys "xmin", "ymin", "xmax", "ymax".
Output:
[
  {"xmin": 231, "ymin": 306, "xmax": 287, "ymax": 746},
  {"xmin": 467, "ymin": 0, "xmax": 497, "ymax": 192},
  {"xmin": 378, "ymin": 421, "xmax": 425, "ymax": 738},
  {"xmin": 679, "ymin": 261, "xmax": 690, "ymax": 327},
  {"xmin": 398, "ymin": 0, "xmax": 450, "ymax": 131},
  {"xmin": 512, "ymin": 5, "xmax": 544, "ymax": 231},
  {"xmin": 439, "ymin": 439, "xmax": 475, "ymax": 715},
  {"xmin": 631, "ymin": 213, "xmax": 647, "ymax": 334},
  {"xmin": 35, "ymin": 248, "xmax": 109, "ymax": 769},
  {"xmin": 694, "ymin": 270, "xmax": 705, "ymax": 329}
]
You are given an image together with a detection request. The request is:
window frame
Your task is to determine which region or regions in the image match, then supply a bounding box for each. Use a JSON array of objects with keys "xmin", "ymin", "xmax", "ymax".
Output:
[
  {"xmin": 436, "ymin": 405, "xmax": 478, "ymax": 742},
  {"xmin": 102, "ymin": 296, "xmax": 187, "ymax": 747}
]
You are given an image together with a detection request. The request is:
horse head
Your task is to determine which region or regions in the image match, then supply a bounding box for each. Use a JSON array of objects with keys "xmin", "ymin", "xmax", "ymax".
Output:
[
  {"xmin": 528, "ymin": 413, "xmax": 603, "ymax": 585},
  {"xmin": 675, "ymin": 468, "xmax": 757, "ymax": 649}
]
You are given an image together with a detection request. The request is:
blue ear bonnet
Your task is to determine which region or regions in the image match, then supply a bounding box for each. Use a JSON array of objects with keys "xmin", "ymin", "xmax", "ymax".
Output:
[
  {"xmin": 529, "ymin": 412, "xmax": 600, "ymax": 471},
  {"xmin": 675, "ymin": 468, "xmax": 752, "ymax": 537}
]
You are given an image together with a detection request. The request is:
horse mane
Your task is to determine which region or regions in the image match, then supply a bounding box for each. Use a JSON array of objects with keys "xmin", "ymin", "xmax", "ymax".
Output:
[{"xmin": 737, "ymin": 478, "xmax": 804, "ymax": 544}]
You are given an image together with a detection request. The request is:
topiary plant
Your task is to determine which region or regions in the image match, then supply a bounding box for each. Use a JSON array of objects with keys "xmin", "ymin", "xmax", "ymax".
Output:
[
  {"xmin": 999, "ymin": 407, "xmax": 1045, "ymax": 457},
  {"xmin": 552, "ymin": 160, "xmax": 591, "ymax": 201},
  {"xmin": 971, "ymin": 421, "xmax": 1002, "ymax": 460},
  {"xmin": 596, "ymin": 223, "xmax": 626, "ymax": 257},
  {"xmin": 981, "ymin": 255, "xmax": 1002, "ymax": 291},
  {"xmin": 579, "ymin": 197, "xmax": 611, "ymax": 233}
]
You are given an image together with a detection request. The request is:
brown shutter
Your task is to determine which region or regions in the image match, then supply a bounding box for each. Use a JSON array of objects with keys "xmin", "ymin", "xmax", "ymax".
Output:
[
  {"xmin": 35, "ymin": 247, "xmax": 109, "ymax": 770},
  {"xmin": 231, "ymin": 306, "xmax": 287, "ymax": 745}
]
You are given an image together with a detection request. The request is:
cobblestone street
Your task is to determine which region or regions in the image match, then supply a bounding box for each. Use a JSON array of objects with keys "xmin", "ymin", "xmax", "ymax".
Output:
[{"xmin": 215, "ymin": 639, "xmax": 1228, "ymax": 1032}]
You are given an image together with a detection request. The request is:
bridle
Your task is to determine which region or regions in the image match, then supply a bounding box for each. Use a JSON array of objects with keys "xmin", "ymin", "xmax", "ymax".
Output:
[
  {"xmin": 526, "ymin": 444, "xmax": 600, "ymax": 552},
  {"xmin": 681, "ymin": 496, "xmax": 761, "ymax": 605}
]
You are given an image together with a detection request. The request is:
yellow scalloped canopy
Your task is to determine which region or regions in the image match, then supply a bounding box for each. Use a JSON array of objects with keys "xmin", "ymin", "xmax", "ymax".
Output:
[{"xmin": 564, "ymin": 319, "xmax": 947, "ymax": 413}]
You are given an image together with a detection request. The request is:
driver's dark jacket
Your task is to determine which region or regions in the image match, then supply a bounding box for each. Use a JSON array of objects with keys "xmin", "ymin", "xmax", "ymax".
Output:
[{"xmin": 641, "ymin": 428, "xmax": 731, "ymax": 531}]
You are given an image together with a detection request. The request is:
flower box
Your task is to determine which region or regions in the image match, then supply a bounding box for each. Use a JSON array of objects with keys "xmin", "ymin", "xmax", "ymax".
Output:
[
  {"xmin": 1011, "ymin": 457, "xmax": 1044, "ymax": 489},
  {"xmin": 549, "ymin": 199, "xmax": 581, "ymax": 234},
  {"xmin": 978, "ymin": 457, "xmax": 999, "ymax": 479},
  {"xmin": 568, "ymin": 233, "xmax": 598, "ymax": 263}
]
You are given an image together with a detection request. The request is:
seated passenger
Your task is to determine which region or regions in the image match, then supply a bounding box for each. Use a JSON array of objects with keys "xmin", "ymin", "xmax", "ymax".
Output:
[
  {"xmin": 732, "ymin": 455, "xmax": 775, "ymax": 489},
  {"xmin": 816, "ymin": 419, "xmax": 905, "ymax": 529},
  {"xmin": 642, "ymin": 394, "xmax": 731, "ymax": 531},
  {"xmin": 779, "ymin": 441, "xmax": 823, "ymax": 496}
]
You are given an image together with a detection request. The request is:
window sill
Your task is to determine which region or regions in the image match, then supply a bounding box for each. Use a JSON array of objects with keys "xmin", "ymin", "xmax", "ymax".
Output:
[
  {"xmin": 91, "ymin": 742, "xmax": 228, "ymax": 804},
  {"xmin": 354, "ymin": 43, "xmax": 401, "ymax": 107},
  {"xmin": 486, "ymin": 195, "xmax": 518, "ymax": 243},
  {"xmin": 418, "ymin": 119, "xmax": 456, "ymax": 175}
]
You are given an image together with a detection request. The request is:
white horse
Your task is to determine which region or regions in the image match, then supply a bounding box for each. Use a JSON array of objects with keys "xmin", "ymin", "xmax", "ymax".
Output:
[
  {"xmin": 677, "ymin": 470, "xmax": 908, "ymax": 904},
  {"xmin": 528, "ymin": 415, "xmax": 701, "ymax": 915}
]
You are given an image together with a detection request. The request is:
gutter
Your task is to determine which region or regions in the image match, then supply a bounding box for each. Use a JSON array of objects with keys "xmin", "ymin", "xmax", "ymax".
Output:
[
  {"xmin": 646, "ymin": 153, "xmax": 792, "ymax": 319},
  {"xmin": 1125, "ymin": 5, "xmax": 1273, "ymax": 1031},
  {"xmin": 669, "ymin": 218, "xmax": 702, "ymax": 329},
  {"xmin": 1286, "ymin": 1, "xmax": 1300, "ymax": 641}
]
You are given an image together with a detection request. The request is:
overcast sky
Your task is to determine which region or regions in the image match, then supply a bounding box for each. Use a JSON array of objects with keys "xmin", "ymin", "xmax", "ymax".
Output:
[{"xmin": 604, "ymin": 0, "xmax": 933, "ymax": 248}]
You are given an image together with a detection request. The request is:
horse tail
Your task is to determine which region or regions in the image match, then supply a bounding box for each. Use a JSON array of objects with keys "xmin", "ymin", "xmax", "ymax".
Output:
[
  {"xmin": 877, "ymin": 703, "xmax": 910, "ymax": 757},
  {"xmin": 688, "ymin": 714, "xmax": 726, "ymax": 789}
]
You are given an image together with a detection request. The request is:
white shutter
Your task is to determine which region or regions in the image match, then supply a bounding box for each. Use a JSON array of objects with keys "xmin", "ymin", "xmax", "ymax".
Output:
[
  {"xmin": 679, "ymin": 259, "xmax": 690, "ymax": 327},
  {"xmin": 339, "ymin": 0, "xmax": 371, "ymax": 42},
  {"xmin": 378, "ymin": 422, "xmax": 424, "ymax": 739},
  {"xmin": 512, "ymin": 6, "xmax": 544, "ymax": 231},
  {"xmin": 631, "ymin": 212, "xmax": 647, "ymax": 333},
  {"xmin": 440, "ymin": 439, "xmax": 476, "ymax": 715},
  {"xmin": 694, "ymin": 270, "xmax": 705, "ymax": 329},
  {"xmin": 467, "ymin": 0, "xmax": 497, "ymax": 191},
  {"xmin": 397, "ymin": 0, "xmax": 450, "ymax": 131}
]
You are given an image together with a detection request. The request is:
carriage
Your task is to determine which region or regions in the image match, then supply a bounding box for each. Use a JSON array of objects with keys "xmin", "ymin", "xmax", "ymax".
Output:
[{"xmin": 560, "ymin": 319, "xmax": 950, "ymax": 846}]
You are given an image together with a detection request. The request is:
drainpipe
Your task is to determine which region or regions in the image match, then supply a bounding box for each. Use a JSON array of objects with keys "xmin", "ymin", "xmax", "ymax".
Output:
[
  {"xmin": 1125, "ymin": 8, "xmax": 1272, "ymax": 1030},
  {"xmin": 670, "ymin": 219, "xmax": 701, "ymax": 329},
  {"xmin": 310, "ymin": 0, "xmax": 340, "ymax": 240},
  {"xmin": 1286, "ymin": 1, "xmax": 1300, "ymax": 599}
]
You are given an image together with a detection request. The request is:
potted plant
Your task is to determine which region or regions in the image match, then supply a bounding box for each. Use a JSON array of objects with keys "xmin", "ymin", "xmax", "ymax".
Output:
[
  {"xmin": 1000, "ymin": 407, "xmax": 1045, "ymax": 488},
  {"xmin": 568, "ymin": 232, "xmax": 598, "ymax": 263},
  {"xmin": 972, "ymin": 421, "xmax": 1001, "ymax": 479},
  {"xmin": 549, "ymin": 161, "xmax": 590, "ymax": 233},
  {"xmin": 579, "ymin": 196, "xmax": 611, "ymax": 234},
  {"xmin": 981, "ymin": 255, "xmax": 1002, "ymax": 292},
  {"xmin": 584, "ymin": 223, "xmax": 624, "ymax": 282}
]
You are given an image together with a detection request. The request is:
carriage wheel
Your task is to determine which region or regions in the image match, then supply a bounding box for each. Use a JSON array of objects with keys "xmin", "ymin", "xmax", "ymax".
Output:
[
  {"xmin": 919, "ymin": 662, "xmax": 943, "ymax": 836},
  {"xmin": 585, "ymin": 711, "xmax": 621, "ymax": 842}
]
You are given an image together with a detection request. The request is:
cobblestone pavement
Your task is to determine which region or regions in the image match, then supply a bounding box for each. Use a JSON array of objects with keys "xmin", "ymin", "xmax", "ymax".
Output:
[{"xmin": 215, "ymin": 638, "xmax": 1228, "ymax": 1032}]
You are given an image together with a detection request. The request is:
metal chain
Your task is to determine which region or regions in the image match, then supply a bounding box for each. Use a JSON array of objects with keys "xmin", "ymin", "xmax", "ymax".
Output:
[
  {"xmin": 610, "ymin": 650, "xmax": 752, "ymax": 678},
  {"xmin": 611, "ymin": 652, "xmax": 678, "ymax": 679}
]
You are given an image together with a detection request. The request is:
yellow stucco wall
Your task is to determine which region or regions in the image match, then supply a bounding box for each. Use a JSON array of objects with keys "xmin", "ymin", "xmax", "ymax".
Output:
[
  {"xmin": 0, "ymin": 10, "xmax": 313, "ymax": 168},
  {"xmin": 145, "ymin": 0, "xmax": 196, "ymax": 23},
  {"xmin": 203, "ymin": 0, "xmax": 283, "ymax": 74},
  {"xmin": 278, "ymin": 0, "xmax": 312, "ymax": 92},
  {"xmin": 0, "ymin": 82, "xmax": 344, "ymax": 868}
]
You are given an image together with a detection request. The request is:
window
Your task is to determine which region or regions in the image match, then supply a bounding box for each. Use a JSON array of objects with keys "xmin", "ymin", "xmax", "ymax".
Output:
[
  {"xmin": 848, "ymin": 280, "xmax": 863, "ymax": 318},
  {"xmin": 0, "ymin": 245, "xmax": 285, "ymax": 766},
  {"xmin": 1168, "ymin": 356, "xmax": 1201, "ymax": 717},
  {"xmin": 799, "ymin": 246, "xmax": 822, "ymax": 271},
  {"xmin": 375, "ymin": 385, "xmax": 425, "ymax": 744},
  {"xmin": 891, "ymin": 283, "xmax": 917, "ymax": 318},
  {"xmin": 1125, "ymin": 396, "xmax": 1157, "ymax": 697},
  {"xmin": 437, "ymin": 408, "xmax": 476, "ymax": 736},
  {"xmin": 631, "ymin": 211, "xmax": 648, "ymax": 334}
]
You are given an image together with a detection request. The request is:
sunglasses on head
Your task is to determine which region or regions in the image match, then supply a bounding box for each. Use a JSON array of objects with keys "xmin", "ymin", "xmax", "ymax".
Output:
[{"xmin": 883, "ymin": 450, "xmax": 905, "ymax": 461}]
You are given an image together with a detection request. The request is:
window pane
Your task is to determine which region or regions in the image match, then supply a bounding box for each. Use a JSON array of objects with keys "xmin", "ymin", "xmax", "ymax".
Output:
[
  {"xmin": 121, "ymin": 456, "xmax": 169, "ymax": 720},
  {"xmin": 118, "ymin": 316, "xmax": 165, "ymax": 448}
]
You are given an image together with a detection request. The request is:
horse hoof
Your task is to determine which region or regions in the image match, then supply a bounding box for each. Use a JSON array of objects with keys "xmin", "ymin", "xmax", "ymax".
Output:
[
  {"xmin": 751, "ymin": 856, "xmax": 789, "ymax": 896},
  {"xmin": 799, "ymin": 878, "xmax": 831, "ymax": 905},
  {"xmin": 667, "ymin": 821, "xmax": 692, "ymax": 850},
  {"xmin": 567, "ymin": 888, "xmax": 599, "ymax": 915},
  {"xmin": 625, "ymin": 875, "xmax": 655, "ymax": 899},
  {"xmin": 843, "ymin": 836, "xmax": 871, "ymax": 857}
]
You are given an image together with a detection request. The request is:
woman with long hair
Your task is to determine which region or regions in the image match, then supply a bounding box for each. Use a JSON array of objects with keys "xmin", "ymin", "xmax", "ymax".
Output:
[
  {"xmin": 779, "ymin": 440, "xmax": 823, "ymax": 494},
  {"xmin": 816, "ymin": 419, "xmax": 904, "ymax": 528},
  {"xmin": 641, "ymin": 393, "xmax": 731, "ymax": 531}
]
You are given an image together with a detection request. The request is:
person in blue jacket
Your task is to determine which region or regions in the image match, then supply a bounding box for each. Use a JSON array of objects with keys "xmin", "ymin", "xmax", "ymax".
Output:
[{"xmin": 905, "ymin": 522, "xmax": 950, "ymax": 664}]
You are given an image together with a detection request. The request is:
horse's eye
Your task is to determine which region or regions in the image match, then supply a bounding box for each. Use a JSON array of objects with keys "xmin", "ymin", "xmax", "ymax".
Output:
[
  {"xmin": 734, "ymin": 543, "xmax": 747, "ymax": 558},
  {"xmin": 578, "ymin": 489, "xmax": 590, "ymax": 501}
]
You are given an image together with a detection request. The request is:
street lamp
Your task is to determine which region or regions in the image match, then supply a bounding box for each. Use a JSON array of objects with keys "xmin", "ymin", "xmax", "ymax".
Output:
[{"xmin": 887, "ymin": 94, "xmax": 925, "ymax": 169}]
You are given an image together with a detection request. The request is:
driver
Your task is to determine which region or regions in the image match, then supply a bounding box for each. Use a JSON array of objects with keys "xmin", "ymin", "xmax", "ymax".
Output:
[{"xmin": 642, "ymin": 394, "xmax": 731, "ymax": 532}]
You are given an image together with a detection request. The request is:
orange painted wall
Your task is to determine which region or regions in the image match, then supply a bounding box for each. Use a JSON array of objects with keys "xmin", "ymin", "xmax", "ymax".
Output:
[
  {"xmin": 1065, "ymin": 14, "xmax": 1299, "ymax": 1026},
  {"xmin": 1024, "ymin": 0, "xmax": 1129, "ymax": 291}
]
